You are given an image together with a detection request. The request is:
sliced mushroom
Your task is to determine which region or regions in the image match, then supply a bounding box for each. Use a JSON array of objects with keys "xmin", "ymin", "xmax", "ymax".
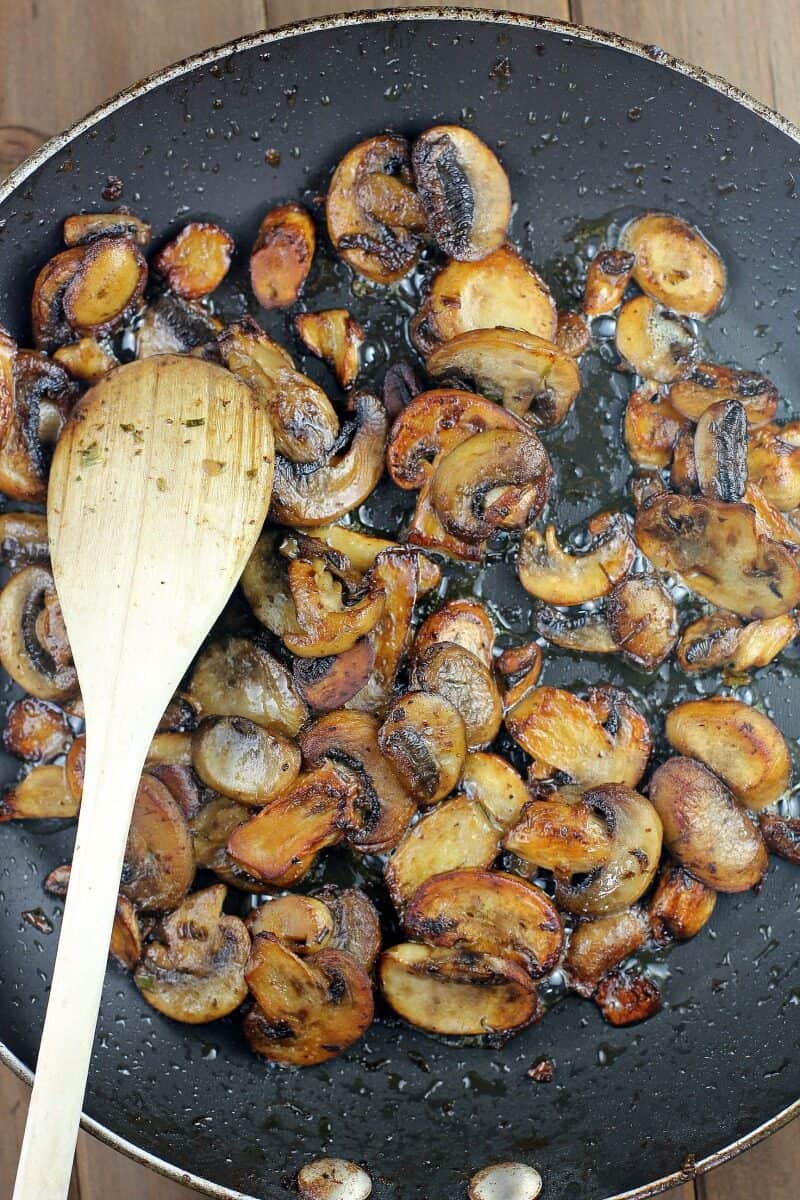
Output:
[
  {"xmin": 624, "ymin": 382, "xmax": 689, "ymax": 469},
  {"xmin": 134, "ymin": 885, "xmax": 249, "ymax": 1023},
  {"xmin": 63, "ymin": 211, "xmax": 151, "ymax": 247},
  {"xmin": 648, "ymin": 757, "xmax": 767, "ymax": 889},
  {"xmin": 620, "ymin": 212, "xmax": 726, "ymax": 317},
  {"xmin": 606, "ymin": 574, "xmax": 678, "ymax": 669},
  {"xmin": 745, "ymin": 481, "xmax": 800, "ymax": 548},
  {"xmin": 665, "ymin": 697, "xmax": 790, "ymax": 811},
  {"xmin": 313, "ymin": 887, "xmax": 383, "ymax": 973},
  {"xmin": 383, "ymin": 358, "xmax": 425, "ymax": 417},
  {"xmin": 250, "ymin": 203, "xmax": 315, "ymax": 309},
  {"xmin": 147, "ymin": 762, "xmax": 201, "ymax": 819},
  {"xmin": 459, "ymin": 751, "xmax": 530, "ymax": 830},
  {"xmin": 62, "ymin": 236, "xmax": 147, "ymax": 334},
  {"xmin": 670, "ymin": 425, "xmax": 699, "ymax": 494},
  {"xmin": 0, "ymin": 351, "xmax": 78, "ymax": 503},
  {"xmin": 327, "ymin": 133, "xmax": 425, "ymax": 283},
  {"xmin": 676, "ymin": 612, "xmax": 797, "ymax": 674},
  {"xmin": 346, "ymin": 549, "xmax": 420, "ymax": 714},
  {"xmin": 430, "ymin": 428, "xmax": 552, "ymax": 542},
  {"xmin": 412, "ymin": 125, "xmax": 511, "ymax": 261},
  {"xmin": 693, "ymin": 399, "xmax": 747, "ymax": 502},
  {"xmin": 503, "ymin": 791, "xmax": 615, "ymax": 876},
  {"xmin": 227, "ymin": 762, "xmax": 354, "ymax": 886},
  {"xmin": 758, "ymin": 812, "xmax": 800, "ymax": 866},
  {"xmin": 307, "ymin": 524, "xmax": 441, "ymax": 593},
  {"xmin": 414, "ymin": 246, "xmax": 557, "ymax": 352},
  {"xmin": 0, "ymin": 565, "xmax": 78, "ymax": 700},
  {"xmin": 121, "ymin": 774, "xmax": 195, "ymax": 912},
  {"xmin": 631, "ymin": 471, "xmax": 668, "ymax": 512},
  {"xmin": 153, "ymin": 222, "xmax": 233, "ymax": 298},
  {"xmin": 64, "ymin": 734, "xmax": 85, "ymax": 801},
  {"xmin": 385, "ymin": 794, "xmax": 500, "ymax": 910},
  {"xmin": 295, "ymin": 309, "xmax": 364, "ymax": 389},
  {"xmin": 405, "ymin": 868, "xmax": 563, "ymax": 978},
  {"xmin": 427, "ymin": 328, "xmax": 581, "ymax": 428},
  {"xmin": 53, "ymin": 337, "xmax": 118, "ymax": 384},
  {"xmin": 244, "ymin": 933, "xmax": 374, "ymax": 1065},
  {"xmin": 44, "ymin": 864, "xmax": 145, "ymax": 970},
  {"xmin": 414, "ymin": 598, "xmax": 496, "ymax": 669},
  {"xmin": 191, "ymin": 716, "xmax": 300, "ymax": 806},
  {"xmin": 0, "ymin": 323, "xmax": 14, "ymax": 429},
  {"xmin": 379, "ymin": 943, "xmax": 537, "ymax": 1036},
  {"xmin": 648, "ymin": 862, "xmax": 717, "ymax": 942},
  {"xmin": 747, "ymin": 421, "xmax": 800, "ymax": 511},
  {"xmin": 534, "ymin": 606, "xmax": 617, "ymax": 656},
  {"xmin": 555, "ymin": 311, "xmax": 592, "ymax": 358},
  {"xmin": 297, "ymin": 1159, "xmax": 372, "ymax": 1200},
  {"xmin": 282, "ymin": 557, "xmax": 386, "ymax": 659},
  {"xmin": 145, "ymin": 732, "xmax": 193, "ymax": 768},
  {"xmin": 271, "ymin": 391, "xmax": 388, "ymax": 527},
  {"xmin": 496, "ymin": 643, "xmax": 543, "ymax": 712},
  {"xmin": 411, "ymin": 642, "xmax": 502, "ymax": 750},
  {"xmin": 136, "ymin": 291, "xmax": 222, "ymax": 358},
  {"xmin": 188, "ymin": 793, "xmax": 253, "ymax": 885},
  {"xmin": 31, "ymin": 246, "xmax": 89, "ymax": 350},
  {"xmin": 563, "ymin": 907, "xmax": 649, "ymax": 997},
  {"xmin": 378, "ymin": 692, "xmax": 466, "ymax": 805},
  {"xmin": 246, "ymin": 894, "xmax": 334, "ymax": 954},
  {"xmin": 188, "ymin": 637, "xmax": 307, "ymax": 737},
  {"xmin": 634, "ymin": 493, "xmax": 800, "ymax": 618},
  {"xmin": 668, "ymin": 363, "xmax": 778, "ymax": 427},
  {"xmin": 505, "ymin": 685, "xmax": 651, "ymax": 788},
  {"xmin": 615, "ymin": 295, "xmax": 697, "ymax": 383},
  {"xmin": 594, "ymin": 969, "xmax": 661, "ymax": 1027},
  {"xmin": 293, "ymin": 640, "xmax": 377, "ymax": 711},
  {"xmin": 0, "ymin": 511, "xmax": 49, "ymax": 568},
  {"xmin": 299, "ymin": 709, "xmax": 416, "ymax": 853},
  {"xmin": 0, "ymin": 763, "xmax": 77, "ymax": 821},
  {"xmin": 407, "ymin": 475, "xmax": 487, "ymax": 562},
  {"xmin": 583, "ymin": 249, "xmax": 635, "ymax": 316},
  {"xmin": 3, "ymin": 697, "xmax": 72, "ymax": 763},
  {"xmin": 518, "ymin": 512, "xmax": 635, "ymax": 605}
]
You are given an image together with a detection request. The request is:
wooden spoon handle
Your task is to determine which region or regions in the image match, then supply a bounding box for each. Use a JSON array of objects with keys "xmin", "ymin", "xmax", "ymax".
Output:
[{"xmin": 13, "ymin": 717, "xmax": 154, "ymax": 1200}]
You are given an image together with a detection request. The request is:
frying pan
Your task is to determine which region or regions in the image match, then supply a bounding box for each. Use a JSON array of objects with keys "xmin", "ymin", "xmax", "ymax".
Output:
[{"xmin": 0, "ymin": 9, "xmax": 798, "ymax": 1200}]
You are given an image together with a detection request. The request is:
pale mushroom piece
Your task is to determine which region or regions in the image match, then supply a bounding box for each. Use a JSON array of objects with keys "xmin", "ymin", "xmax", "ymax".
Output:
[
  {"xmin": 191, "ymin": 716, "xmax": 301, "ymax": 806},
  {"xmin": 459, "ymin": 752, "xmax": 531, "ymax": 830},
  {"xmin": 747, "ymin": 421, "xmax": 800, "ymax": 511},
  {"xmin": 63, "ymin": 235, "xmax": 147, "ymax": 334},
  {"xmin": 297, "ymin": 1158, "xmax": 372, "ymax": 1200},
  {"xmin": 676, "ymin": 612, "xmax": 797, "ymax": 674},
  {"xmin": 53, "ymin": 337, "xmax": 118, "ymax": 385},
  {"xmin": 468, "ymin": 1162, "xmax": 542, "ymax": 1200},
  {"xmin": 188, "ymin": 794, "xmax": 259, "ymax": 894},
  {"xmin": 517, "ymin": 512, "xmax": 635, "ymax": 605},
  {"xmin": 615, "ymin": 295, "xmax": 697, "ymax": 383},
  {"xmin": 693, "ymin": 399, "xmax": 748, "ymax": 502},
  {"xmin": 295, "ymin": 308, "xmax": 364, "ymax": 389},
  {"xmin": 583, "ymin": 248, "xmax": 635, "ymax": 316},
  {"xmin": 620, "ymin": 211, "xmax": 726, "ymax": 317},
  {"xmin": 411, "ymin": 641, "xmax": 502, "ymax": 750},
  {"xmin": 121, "ymin": 775, "xmax": 195, "ymax": 913},
  {"xmin": 648, "ymin": 862, "xmax": 717, "ymax": 942},
  {"xmin": 378, "ymin": 691, "xmax": 467, "ymax": 805},
  {"xmin": 145, "ymin": 732, "xmax": 193, "ymax": 767},
  {"xmin": 624, "ymin": 382, "xmax": 689, "ymax": 469},
  {"xmin": 0, "ymin": 564, "xmax": 78, "ymax": 701},
  {"xmin": 563, "ymin": 907, "xmax": 650, "ymax": 997},
  {"xmin": 250, "ymin": 202, "xmax": 315, "ymax": 310},
  {"xmin": 0, "ymin": 763, "xmax": 77, "ymax": 822},
  {"xmin": 246, "ymin": 894, "xmax": 334, "ymax": 955},
  {"xmin": 153, "ymin": 222, "xmax": 233, "ymax": 298},
  {"xmin": 3, "ymin": 697, "xmax": 72, "ymax": 763},
  {"xmin": 413, "ymin": 597, "xmax": 496, "ymax": 669},
  {"xmin": 606, "ymin": 574, "xmax": 678, "ymax": 670},
  {"xmin": 668, "ymin": 363, "xmax": 778, "ymax": 427},
  {"xmin": 188, "ymin": 637, "xmax": 308, "ymax": 737}
]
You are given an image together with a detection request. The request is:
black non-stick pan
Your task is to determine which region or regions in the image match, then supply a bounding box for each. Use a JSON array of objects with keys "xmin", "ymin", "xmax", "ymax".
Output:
[{"xmin": 0, "ymin": 10, "xmax": 798, "ymax": 1200}]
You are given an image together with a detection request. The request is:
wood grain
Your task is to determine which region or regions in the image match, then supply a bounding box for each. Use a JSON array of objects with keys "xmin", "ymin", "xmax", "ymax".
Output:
[{"xmin": 267, "ymin": 0, "xmax": 570, "ymax": 24}]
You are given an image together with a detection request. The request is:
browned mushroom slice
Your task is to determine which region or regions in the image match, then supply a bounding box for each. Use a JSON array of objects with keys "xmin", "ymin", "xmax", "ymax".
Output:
[
  {"xmin": 563, "ymin": 907, "xmax": 649, "ymax": 997},
  {"xmin": 0, "ymin": 763, "xmax": 77, "ymax": 821},
  {"xmin": 292, "ymin": 640, "xmax": 376, "ymax": 712},
  {"xmin": 649, "ymin": 757, "xmax": 768, "ymax": 889},
  {"xmin": 606, "ymin": 574, "xmax": 678, "ymax": 669},
  {"xmin": 271, "ymin": 391, "xmax": 388, "ymax": 527},
  {"xmin": 244, "ymin": 933, "xmax": 374, "ymax": 1064},
  {"xmin": 122, "ymin": 775, "xmax": 195, "ymax": 912},
  {"xmin": 0, "ymin": 323, "xmax": 14, "ymax": 430},
  {"xmin": 459, "ymin": 751, "xmax": 530, "ymax": 830},
  {"xmin": 0, "ymin": 565, "xmax": 77, "ymax": 701},
  {"xmin": 405, "ymin": 868, "xmax": 563, "ymax": 978},
  {"xmin": 188, "ymin": 637, "xmax": 307, "ymax": 737},
  {"xmin": 188, "ymin": 792, "xmax": 251, "ymax": 877},
  {"xmin": 64, "ymin": 734, "xmax": 85, "ymax": 801},
  {"xmin": 668, "ymin": 363, "xmax": 778, "ymax": 427},
  {"xmin": 676, "ymin": 611, "xmax": 797, "ymax": 674},
  {"xmin": 648, "ymin": 862, "xmax": 717, "ymax": 942},
  {"xmin": 407, "ymin": 477, "xmax": 487, "ymax": 562},
  {"xmin": 666, "ymin": 697, "xmax": 790, "ymax": 810},
  {"xmin": 535, "ymin": 607, "xmax": 617, "ymax": 656},
  {"xmin": 0, "ymin": 512, "xmax": 49, "ymax": 569},
  {"xmin": 246, "ymin": 895, "xmax": 334, "ymax": 954},
  {"xmin": 412, "ymin": 599, "xmax": 496, "ymax": 669},
  {"xmin": 624, "ymin": 382, "xmax": 689, "ymax": 469},
  {"xmin": 384, "ymin": 794, "xmax": 499, "ymax": 909},
  {"xmin": 555, "ymin": 311, "xmax": 591, "ymax": 358},
  {"xmin": 594, "ymin": 969, "xmax": 661, "ymax": 1026},
  {"xmin": 411, "ymin": 642, "xmax": 502, "ymax": 750},
  {"xmin": 62, "ymin": 236, "xmax": 146, "ymax": 334},
  {"xmin": 758, "ymin": 812, "xmax": 800, "ymax": 866},
  {"xmin": 745, "ymin": 481, "xmax": 800, "ymax": 548},
  {"xmin": 31, "ymin": 246, "xmax": 87, "ymax": 350},
  {"xmin": 615, "ymin": 295, "xmax": 697, "ymax": 383},
  {"xmin": 0, "ymin": 351, "xmax": 78, "ymax": 503},
  {"xmin": 250, "ymin": 202, "xmax": 315, "ymax": 309},
  {"xmin": 430, "ymin": 428, "xmax": 552, "ymax": 542},
  {"xmin": 145, "ymin": 732, "xmax": 193, "ymax": 768},
  {"xmin": 63, "ymin": 211, "xmax": 151, "ymax": 247},
  {"xmin": 295, "ymin": 309, "xmax": 364, "ymax": 389},
  {"xmin": 669, "ymin": 425, "xmax": 698, "ymax": 494},
  {"xmin": 503, "ymin": 790, "xmax": 614, "ymax": 876},
  {"xmin": 505, "ymin": 685, "xmax": 651, "ymax": 788},
  {"xmin": 53, "ymin": 337, "xmax": 118, "ymax": 384},
  {"xmin": 136, "ymin": 292, "xmax": 222, "ymax": 358},
  {"xmin": 282, "ymin": 557, "xmax": 385, "ymax": 659},
  {"xmin": 518, "ymin": 512, "xmax": 635, "ymax": 605},
  {"xmin": 346, "ymin": 549, "xmax": 420, "ymax": 714},
  {"xmin": 412, "ymin": 126, "xmax": 511, "ymax": 261},
  {"xmin": 157, "ymin": 693, "xmax": 199, "ymax": 735},
  {"xmin": 634, "ymin": 493, "xmax": 800, "ymax": 618},
  {"xmin": 299, "ymin": 709, "xmax": 416, "ymax": 853},
  {"xmin": 153, "ymin": 222, "xmax": 233, "ymax": 298},
  {"xmin": 44, "ymin": 865, "xmax": 145, "ymax": 970},
  {"xmin": 227, "ymin": 762, "xmax": 355, "ymax": 886},
  {"xmin": 239, "ymin": 527, "xmax": 301, "ymax": 642},
  {"xmin": 583, "ymin": 249, "xmax": 635, "ymax": 316},
  {"xmin": 747, "ymin": 421, "xmax": 800, "ymax": 511},
  {"xmin": 307, "ymin": 524, "xmax": 441, "ymax": 593},
  {"xmin": 327, "ymin": 134, "xmax": 424, "ymax": 283},
  {"xmin": 631, "ymin": 471, "xmax": 668, "ymax": 512},
  {"xmin": 620, "ymin": 211, "xmax": 726, "ymax": 317},
  {"xmin": 378, "ymin": 691, "xmax": 466, "ymax": 805},
  {"xmin": 427, "ymin": 329, "xmax": 581, "ymax": 428},
  {"xmin": 3, "ymin": 697, "xmax": 72, "ymax": 763},
  {"xmin": 191, "ymin": 716, "xmax": 300, "ymax": 806},
  {"xmin": 379, "ymin": 942, "xmax": 537, "ymax": 1035},
  {"xmin": 314, "ymin": 887, "xmax": 383, "ymax": 972},
  {"xmin": 134, "ymin": 885, "xmax": 249, "ymax": 1023},
  {"xmin": 693, "ymin": 399, "xmax": 747, "ymax": 502},
  {"xmin": 496, "ymin": 644, "xmax": 544, "ymax": 712},
  {"xmin": 415, "ymin": 246, "xmax": 557, "ymax": 351}
]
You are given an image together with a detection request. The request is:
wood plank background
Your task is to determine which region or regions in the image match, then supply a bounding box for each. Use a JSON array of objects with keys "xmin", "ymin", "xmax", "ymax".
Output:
[{"xmin": 0, "ymin": 1, "xmax": 797, "ymax": 1198}]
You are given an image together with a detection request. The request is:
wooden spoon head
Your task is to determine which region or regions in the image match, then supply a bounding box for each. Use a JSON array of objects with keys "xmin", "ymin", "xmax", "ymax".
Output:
[{"xmin": 47, "ymin": 354, "xmax": 274, "ymax": 730}]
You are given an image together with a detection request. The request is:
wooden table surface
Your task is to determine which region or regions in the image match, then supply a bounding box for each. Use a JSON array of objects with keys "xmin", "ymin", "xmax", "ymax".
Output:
[{"xmin": 0, "ymin": 2, "xmax": 797, "ymax": 1198}]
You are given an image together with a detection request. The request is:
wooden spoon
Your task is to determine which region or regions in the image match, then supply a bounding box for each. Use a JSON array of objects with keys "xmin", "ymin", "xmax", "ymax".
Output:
[{"xmin": 13, "ymin": 354, "xmax": 274, "ymax": 1200}]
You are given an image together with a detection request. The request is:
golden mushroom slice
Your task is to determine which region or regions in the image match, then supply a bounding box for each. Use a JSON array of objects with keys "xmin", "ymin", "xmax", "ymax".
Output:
[
  {"xmin": 670, "ymin": 425, "xmax": 699, "ymax": 494},
  {"xmin": 555, "ymin": 311, "xmax": 592, "ymax": 358},
  {"xmin": 346, "ymin": 549, "xmax": 420, "ymax": 714},
  {"xmin": 504, "ymin": 788, "xmax": 614, "ymax": 876},
  {"xmin": 676, "ymin": 612, "xmax": 797, "ymax": 674},
  {"xmin": 250, "ymin": 202, "xmax": 315, "ymax": 310},
  {"xmin": 384, "ymin": 794, "xmax": 500, "ymax": 910},
  {"xmin": 620, "ymin": 211, "xmax": 726, "ymax": 317},
  {"xmin": 63, "ymin": 210, "xmax": 151, "ymax": 247},
  {"xmin": 188, "ymin": 794, "xmax": 259, "ymax": 893},
  {"xmin": 295, "ymin": 309, "xmax": 364, "ymax": 389},
  {"xmin": 63, "ymin": 236, "xmax": 147, "ymax": 335},
  {"xmin": 517, "ymin": 512, "xmax": 635, "ymax": 605},
  {"xmin": 459, "ymin": 752, "xmax": 530, "ymax": 830},
  {"xmin": 649, "ymin": 757, "xmax": 768, "ymax": 890},
  {"xmin": 379, "ymin": 943, "xmax": 537, "ymax": 1036},
  {"xmin": 122, "ymin": 775, "xmax": 195, "ymax": 913},
  {"xmin": 405, "ymin": 869, "xmax": 563, "ymax": 978},
  {"xmin": 134, "ymin": 885, "xmax": 249, "ymax": 1023},
  {"xmin": 314, "ymin": 887, "xmax": 383, "ymax": 973},
  {"xmin": 281, "ymin": 554, "xmax": 386, "ymax": 660},
  {"xmin": 188, "ymin": 636, "xmax": 308, "ymax": 737},
  {"xmin": 53, "ymin": 337, "xmax": 118, "ymax": 385},
  {"xmin": 30, "ymin": 247, "xmax": 86, "ymax": 349},
  {"xmin": 411, "ymin": 642, "xmax": 502, "ymax": 750},
  {"xmin": 306, "ymin": 524, "xmax": 441, "ymax": 593},
  {"xmin": 3, "ymin": 697, "xmax": 72, "ymax": 763},
  {"xmin": 583, "ymin": 249, "xmax": 635, "ymax": 316},
  {"xmin": 153, "ymin": 222, "xmax": 233, "ymax": 298},
  {"xmin": 634, "ymin": 493, "xmax": 800, "ymax": 619},
  {"xmin": 563, "ymin": 907, "xmax": 650, "ymax": 997},
  {"xmin": 427, "ymin": 328, "xmax": 581, "ymax": 428},
  {"xmin": 0, "ymin": 350, "xmax": 78, "ymax": 504},
  {"xmin": 747, "ymin": 421, "xmax": 800, "ymax": 511},
  {"xmin": 0, "ymin": 564, "xmax": 78, "ymax": 701},
  {"xmin": 606, "ymin": 574, "xmax": 679, "ymax": 669},
  {"xmin": 665, "ymin": 697, "xmax": 790, "ymax": 810},
  {"xmin": 191, "ymin": 716, "xmax": 300, "ymax": 806},
  {"xmin": 648, "ymin": 862, "xmax": 717, "ymax": 942},
  {"xmin": 378, "ymin": 691, "xmax": 467, "ymax": 805},
  {"xmin": 413, "ymin": 245, "xmax": 557, "ymax": 352},
  {"xmin": 693, "ymin": 399, "xmax": 748, "ymax": 502},
  {"xmin": 615, "ymin": 295, "xmax": 697, "ymax": 383},
  {"xmin": 496, "ymin": 643, "xmax": 543, "ymax": 711},
  {"xmin": 413, "ymin": 598, "xmax": 496, "ymax": 668},
  {"xmin": 535, "ymin": 606, "xmax": 617, "ymax": 656},
  {"xmin": 246, "ymin": 894, "xmax": 335, "ymax": 954},
  {"xmin": 0, "ymin": 763, "xmax": 77, "ymax": 821},
  {"xmin": 244, "ymin": 933, "xmax": 374, "ymax": 1065},
  {"xmin": 624, "ymin": 382, "xmax": 689, "ymax": 469},
  {"xmin": 668, "ymin": 363, "xmax": 778, "ymax": 427},
  {"xmin": 745, "ymin": 482, "xmax": 800, "ymax": 548},
  {"xmin": 505, "ymin": 685, "xmax": 651, "ymax": 788}
]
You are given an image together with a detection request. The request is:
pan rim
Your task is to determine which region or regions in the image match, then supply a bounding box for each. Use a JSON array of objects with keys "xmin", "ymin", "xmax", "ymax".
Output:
[{"xmin": 0, "ymin": 8, "xmax": 797, "ymax": 1199}]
